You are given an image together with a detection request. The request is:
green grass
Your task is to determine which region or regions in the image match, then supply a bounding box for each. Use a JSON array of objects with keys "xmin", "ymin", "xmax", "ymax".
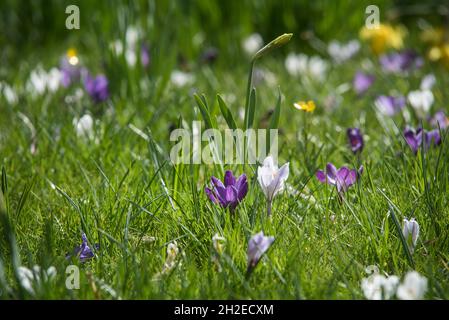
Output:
[{"xmin": 1, "ymin": 0, "xmax": 449, "ymax": 300}]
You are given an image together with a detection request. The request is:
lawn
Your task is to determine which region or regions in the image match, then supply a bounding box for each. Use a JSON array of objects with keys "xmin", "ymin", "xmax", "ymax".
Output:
[{"xmin": 0, "ymin": 0, "xmax": 448, "ymax": 300}]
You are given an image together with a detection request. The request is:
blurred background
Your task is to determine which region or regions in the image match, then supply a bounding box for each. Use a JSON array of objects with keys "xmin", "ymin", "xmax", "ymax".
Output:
[{"xmin": 1, "ymin": 0, "xmax": 448, "ymax": 66}]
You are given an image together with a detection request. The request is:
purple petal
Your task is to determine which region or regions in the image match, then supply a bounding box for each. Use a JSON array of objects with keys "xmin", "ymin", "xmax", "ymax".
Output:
[
  {"xmin": 224, "ymin": 170, "xmax": 236, "ymax": 187},
  {"xmin": 235, "ymin": 174, "xmax": 248, "ymax": 201},
  {"xmin": 353, "ymin": 72, "xmax": 375, "ymax": 95},
  {"xmin": 347, "ymin": 128, "xmax": 364, "ymax": 153},
  {"xmin": 205, "ymin": 187, "xmax": 218, "ymax": 204},
  {"xmin": 316, "ymin": 170, "xmax": 327, "ymax": 183},
  {"xmin": 404, "ymin": 129, "xmax": 418, "ymax": 153},
  {"xmin": 428, "ymin": 129, "xmax": 441, "ymax": 146},
  {"xmin": 211, "ymin": 176, "xmax": 224, "ymax": 189},
  {"xmin": 344, "ymin": 169, "xmax": 357, "ymax": 187},
  {"xmin": 326, "ymin": 163, "xmax": 338, "ymax": 180}
]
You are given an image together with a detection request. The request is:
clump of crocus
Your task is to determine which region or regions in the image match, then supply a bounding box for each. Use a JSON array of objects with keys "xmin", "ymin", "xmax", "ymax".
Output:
[
  {"xmin": 347, "ymin": 128, "xmax": 364, "ymax": 154},
  {"xmin": 375, "ymin": 95, "xmax": 406, "ymax": 116},
  {"xmin": 246, "ymin": 231, "xmax": 274, "ymax": 275},
  {"xmin": 403, "ymin": 218, "xmax": 419, "ymax": 254},
  {"xmin": 17, "ymin": 265, "xmax": 57, "ymax": 295},
  {"xmin": 361, "ymin": 270, "xmax": 399, "ymax": 300},
  {"xmin": 293, "ymin": 100, "xmax": 316, "ymax": 112},
  {"xmin": 353, "ymin": 71, "xmax": 375, "ymax": 95},
  {"xmin": 257, "ymin": 156, "xmax": 289, "ymax": 216},
  {"xmin": 84, "ymin": 73, "xmax": 109, "ymax": 103},
  {"xmin": 379, "ymin": 50, "xmax": 423, "ymax": 74},
  {"xmin": 205, "ymin": 170, "xmax": 248, "ymax": 212},
  {"xmin": 285, "ymin": 53, "xmax": 328, "ymax": 82},
  {"xmin": 66, "ymin": 233, "xmax": 99, "ymax": 262},
  {"xmin": 404, "ymin": 127, "xmax": 441, "ymax": 154},
  {"xmin": 316, "ymin": 163, "xmax": 363, "ymax": 198}
]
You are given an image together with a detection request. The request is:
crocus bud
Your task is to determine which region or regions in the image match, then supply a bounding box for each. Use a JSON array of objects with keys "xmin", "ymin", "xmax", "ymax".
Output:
[
  {"xmin": 247, "ymin": 231, "xmax": 275, "ymax": 273},
  {"xmin": 403, "ymin": 218, "xmax": 419, "ymax": 254},
  {"xmin": 252, "ymin": 33, "xmax": 293, "ymax": 61}
]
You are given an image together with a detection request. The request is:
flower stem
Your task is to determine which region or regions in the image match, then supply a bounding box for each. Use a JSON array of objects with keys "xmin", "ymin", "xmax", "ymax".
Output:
[{"xmin": 267, "ymin": 200, "xmax": 272, "ymax": 217}]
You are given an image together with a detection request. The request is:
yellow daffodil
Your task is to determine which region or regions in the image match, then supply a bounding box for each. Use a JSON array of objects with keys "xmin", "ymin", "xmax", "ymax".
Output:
[
  {"xmin": 294, "ymin": 100, "xmax": 316, "ymax": 112},
  {"xmin": 359, "ymin": 24, "xmax": 406, "ymax": 55}
]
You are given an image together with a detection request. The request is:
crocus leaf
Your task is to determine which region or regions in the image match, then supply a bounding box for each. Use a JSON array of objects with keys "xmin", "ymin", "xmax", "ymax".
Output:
[
  {"xmin": 194, "ymin": 93, "xmax": 214, "ymax": 129},
  {"xmin": 217, "ymin": 94, "xmax": 237, "ymax": 130},
  {"xmin": 245, "ymin": 87, "xmax": 256, "ymax": 130}
]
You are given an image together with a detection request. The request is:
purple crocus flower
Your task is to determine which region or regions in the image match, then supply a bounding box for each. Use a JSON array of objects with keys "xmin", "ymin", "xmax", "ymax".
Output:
[
  {"xmin": 205, "ymin": 170, "xmax": 248, "ymax": 211},
  {"xmin": 66, "ymin": 233, "xmax": 99, "ymax": 262},
  {"xmin": 316, "ymin": 163, "xmax": 363, "ymax": 194},
  {"xmin": 375, "ymin": 95, "xmax": 406, "ymax": 116},
  {"xmin": 353, "ymin": 71, "xmax": 375, "ymax": 95},
  {"xmin": 404, "ymin": 128, "xmax": 441, "ymax": 154},
  {"xmin": 429, "ymin": 110, "xmax": 449, "ymax": 130},
  {"xmin": 84, "ymin": 73, "xmax": 109, "ymax": 103},
  {"xmin": 247, "ymin": 231, "xmax": 274, "ymax": 272},
  {"xmin": 60, "ymin": 58, "xmax": 81, "ymax": 87},
  {"xmin": 379, "ymin": 50, "xmax": 423, "ymax": 73},
  {"xmin": 141, "ymin": 44, "xmax": 151, "ymax": 68},
  {"xmin": 347, "ymin": 128, "xmax": 364, "ymax": 153}
]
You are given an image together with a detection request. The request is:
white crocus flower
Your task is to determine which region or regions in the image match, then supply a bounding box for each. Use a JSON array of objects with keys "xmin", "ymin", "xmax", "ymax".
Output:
[
  {"xmin": 407, "ymin": 90, "xmax": 434, "ymax": 118},
  {"xmin": 327, "ymin": 40, "xmax": 360, "ymax": 63},
  {"xmin": 73, "ymin": 114, "xmax": 94, "ymax": 140},
  {"xmin": 420, "ymin": 74, "xmax": 436, "ymax": 90},
  {"xmin": 396, "ymin": 271, "xmax": 428, "ymax": 300},
  {"xmin": 242, "ymin": 33, "xmax": 263, "ymax": 57},
  {"xmin": 170, "ymin": 70, "xmax": 194, "ymax": 88},
  {"xmin": 27, "ymin": 66, "xmax": 61, "ymax": 95},
  {"xmin": 28, "ymin": 67, "xmax": 47, "ymax": 95},
  {"xmin": 402, "ymin": 218, "xmax": 419, "ymax": 254},
  {"xmin": 125, "ymin": 25, "xmax": 140, "ymax": 48},
  {"xmin": 361, "ymin": 273, "xmax": 399, "ymax": 300},
  {"xmin": 47, "ymin": 68, "xmax": 62, "ymax": 92},
  {"xmin": 257, "ymin": 155, "xmax": 289, "ymax": 216},
  {"xmin": 285, "ymin": 53, "xmax": 307, "ymax": 77},
  {"xmin": 125, "ymin": 49, "xmax": 137, "ymax": 67},
  {"xmin": 0, "ymin": 82, "xmax": 18, "ymax": 105},
  {"xmin": 285, "ymin": 53, "xmax": 328, "ymax": 82},
  {"xmin": 17, "ymin": 265, "xmax": 57, "ymax": 295}
]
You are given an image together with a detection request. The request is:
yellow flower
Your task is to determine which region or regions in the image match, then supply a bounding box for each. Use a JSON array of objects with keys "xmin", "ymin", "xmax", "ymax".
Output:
[
  {"xmin": 428, "ymin": 44, "xmax": 449, "ymax": 68},
  {"xmin": 294, "ymin": 100, "xmax": 316, "ymax": 112},
  {"xmin": 359, "ymin": 24, "xmax": 406, "ymax": 55},
  {"xmin": 421, "ymin": 27, "xmax": 449, "ymax": 68},
  {"xmin": 66, "ymin": 48, "xmax": 79, "ymax": 65}
]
